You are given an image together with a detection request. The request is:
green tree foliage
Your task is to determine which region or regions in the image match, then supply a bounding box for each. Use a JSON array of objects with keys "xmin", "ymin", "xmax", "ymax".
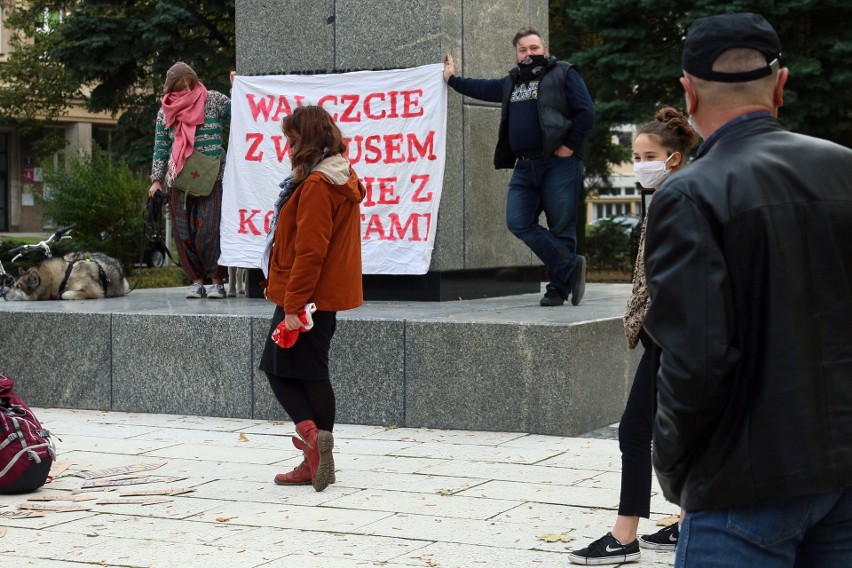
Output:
[
  {"xmin": 40, "ymin": 150, "xmax": 147, "ymax": 267},
  {"xmin": 0, "ymin": 0, "xmax": 80, "ymax": 148},
  {"xmin": 584, "ymin": 218, "xmax": 633, "ymax": 272},
  {"xmin": 551, "ymin": 0, "xmax": 852, "ymax": 183},
  {"xmin": 1, "ymin": 0, "xmax": 235, "ymax": 170}
]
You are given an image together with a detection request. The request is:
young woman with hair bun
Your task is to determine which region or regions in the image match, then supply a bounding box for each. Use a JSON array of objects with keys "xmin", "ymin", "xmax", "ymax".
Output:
[{"xmin": 569, "ymin": 107, "xmax": 698, "ymax": 565}]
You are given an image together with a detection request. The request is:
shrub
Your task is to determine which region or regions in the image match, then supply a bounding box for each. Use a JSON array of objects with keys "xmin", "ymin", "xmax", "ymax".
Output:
[
  {"xmin": 585, "ymin": 218, "xmax": 633, "ymax": 272},
  {"xmin": 39, "ymin": 149, "xmax": 146, "ymax": 268}
]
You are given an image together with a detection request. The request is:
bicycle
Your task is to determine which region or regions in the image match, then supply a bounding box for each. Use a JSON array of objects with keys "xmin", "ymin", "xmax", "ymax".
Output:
[{"xmin": 0, "ymin": 224, "xmax": 76, "ymax": 300}]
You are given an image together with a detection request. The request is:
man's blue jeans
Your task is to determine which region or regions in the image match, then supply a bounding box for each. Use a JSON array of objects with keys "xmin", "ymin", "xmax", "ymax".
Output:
[
  {"xmin": 506, "ymin": 155, "xmax": 583, "ymax": 296},
  {"xmin": 676, "ymin": 487, "xmax": 852, "ymax": 567}
]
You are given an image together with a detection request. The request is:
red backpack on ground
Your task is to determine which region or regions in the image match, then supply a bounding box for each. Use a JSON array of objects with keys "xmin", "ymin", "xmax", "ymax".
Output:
[{"xmin": 0, "ymin": 374, "xmax": 54, "ymax": 494}]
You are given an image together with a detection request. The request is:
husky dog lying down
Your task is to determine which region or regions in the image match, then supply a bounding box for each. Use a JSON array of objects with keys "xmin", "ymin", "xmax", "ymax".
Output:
[{"xmin": 8, "ymin": 252, "xmax": 130, "ymax": 301}]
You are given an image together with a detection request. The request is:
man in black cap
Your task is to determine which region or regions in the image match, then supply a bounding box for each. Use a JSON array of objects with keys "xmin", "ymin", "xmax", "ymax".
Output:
[{"xmin": 643, "ymin": 12, "xmax": 852, "ymax": 567}]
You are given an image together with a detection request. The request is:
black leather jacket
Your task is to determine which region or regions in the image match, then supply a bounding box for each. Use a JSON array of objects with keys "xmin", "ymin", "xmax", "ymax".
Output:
[{"xmin": 644, "ymin": 116, "xmax": 852, "ymax": 511}]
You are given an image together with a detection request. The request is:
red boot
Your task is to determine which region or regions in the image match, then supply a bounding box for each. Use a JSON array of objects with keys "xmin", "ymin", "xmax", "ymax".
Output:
[
  {"xmin": 273, "ymin": 437, "xmax": 311, "ymax": 485},
  {"xmin": 295, "ymin": 420, "xmax": 334, "ymax": 492}
]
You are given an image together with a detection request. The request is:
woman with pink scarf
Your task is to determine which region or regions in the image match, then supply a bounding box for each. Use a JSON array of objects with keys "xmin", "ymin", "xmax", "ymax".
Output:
[{"xmin": 148, "ymin": 62, "xmax": 233, "ymax": 299}]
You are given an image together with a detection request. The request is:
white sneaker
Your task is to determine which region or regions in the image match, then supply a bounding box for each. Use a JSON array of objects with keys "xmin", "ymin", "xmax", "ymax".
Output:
[
  {"xmin": 185, "ymin": 283, "xmax": 206, "ymax": 298},
  {"xmin": 207, "ymin": 284, "xmax": 226, "ymax": 299}
]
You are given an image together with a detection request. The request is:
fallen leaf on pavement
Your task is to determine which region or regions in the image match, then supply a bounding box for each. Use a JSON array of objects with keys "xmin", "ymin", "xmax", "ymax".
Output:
[
  {"xmin": 656, "ymin": 515, "xmax": 680, "ymax": 526},
  {"xmin": 537, "ymin": 532, "xmax": 574, "ymax": 543}
]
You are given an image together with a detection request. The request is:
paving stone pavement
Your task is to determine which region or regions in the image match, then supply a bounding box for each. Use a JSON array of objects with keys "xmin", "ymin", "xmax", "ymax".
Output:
[{"xmin": 1, "ymin": 408, "xmax": 679, "ymax": 567}]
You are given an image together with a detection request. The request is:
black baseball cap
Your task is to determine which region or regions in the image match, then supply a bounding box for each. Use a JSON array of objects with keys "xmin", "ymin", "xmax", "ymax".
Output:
[{"xmin": 683, "ymin": 13, "xmax": 783, "ymax": 83}]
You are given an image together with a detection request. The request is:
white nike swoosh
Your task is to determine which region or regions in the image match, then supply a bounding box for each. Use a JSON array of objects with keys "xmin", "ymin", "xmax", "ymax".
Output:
[{"xmin": 605, "ymin": 545, "xmax": 624, "ymax": 553}]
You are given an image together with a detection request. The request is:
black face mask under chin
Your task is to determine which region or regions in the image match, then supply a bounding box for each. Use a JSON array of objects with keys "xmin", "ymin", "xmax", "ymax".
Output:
[{"xmin": 517, "ymin": 54, "xmax": 548, "ymax": 82}]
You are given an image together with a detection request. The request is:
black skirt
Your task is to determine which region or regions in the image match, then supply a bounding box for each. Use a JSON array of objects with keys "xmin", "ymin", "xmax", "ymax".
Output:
[{"xmin": 259, "ymin": 305, "xmax": 337, "ymax": 381}]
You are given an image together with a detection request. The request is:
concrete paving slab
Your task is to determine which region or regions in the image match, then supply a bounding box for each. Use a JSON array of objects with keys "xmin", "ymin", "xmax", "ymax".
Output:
[
  {"xmin": 322, "ymin": 488, "xmax": 521, "ymax": 519},
  {"xmin": 417, "ymin": 460, "xmax": 596, "ymax": 486},
  {"xmin": 0, "ymin": 408, "xmax": 680, "ymax": 567}
]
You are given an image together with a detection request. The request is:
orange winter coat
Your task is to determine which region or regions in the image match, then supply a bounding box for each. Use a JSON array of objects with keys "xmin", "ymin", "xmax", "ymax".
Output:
[{"xmin": 265, "ymin": 155, "xmax": 365, "ymax": 313}]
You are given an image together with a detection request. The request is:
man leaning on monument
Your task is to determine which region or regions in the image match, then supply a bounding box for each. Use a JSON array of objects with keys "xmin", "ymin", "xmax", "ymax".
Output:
[
  {"xmin": 443, "ymin": 27, "xmax": 595, "ymax": 307},
  {"xmin": 643, "ymin": 12, "xmax": 852, "ymax": 568}
]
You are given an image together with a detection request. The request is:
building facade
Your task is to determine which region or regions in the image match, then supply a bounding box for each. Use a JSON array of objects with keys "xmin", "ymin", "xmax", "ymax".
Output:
[{"xmin": 0, "ymin": 5, "xmax": 117, "ymax": 232}]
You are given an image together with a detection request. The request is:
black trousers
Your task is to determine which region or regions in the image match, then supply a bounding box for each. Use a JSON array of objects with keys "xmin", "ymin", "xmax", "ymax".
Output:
[
  {"xmin": 617, "ymin": 329, "xmax": 661, "ymax": 517},
  {"xmin": 265, "ymin": 373, "xmax": 336, "ymax": 432}
]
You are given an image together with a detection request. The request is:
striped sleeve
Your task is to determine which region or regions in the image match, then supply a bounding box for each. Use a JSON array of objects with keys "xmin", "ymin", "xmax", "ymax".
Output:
[{"xmin": 150, "ymin": 108, "xmax": 170, "ymax": 182}]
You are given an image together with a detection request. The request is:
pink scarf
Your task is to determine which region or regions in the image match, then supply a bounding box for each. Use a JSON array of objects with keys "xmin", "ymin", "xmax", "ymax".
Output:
[{"xmin": 161, "ymin": 82, "xmax": 208, "ymax": 181}]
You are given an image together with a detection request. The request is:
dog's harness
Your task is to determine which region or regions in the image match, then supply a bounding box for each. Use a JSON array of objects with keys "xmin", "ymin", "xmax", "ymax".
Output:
[{"xmin": 59, "ymin": 257, "xmax": 111, "ymax": 297}]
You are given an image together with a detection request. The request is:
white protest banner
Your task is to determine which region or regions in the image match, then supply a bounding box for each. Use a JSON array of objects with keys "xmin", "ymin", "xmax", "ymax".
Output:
[{"xmin": 220, "ymin": 63, "xmax": 447, "ymax": 275}]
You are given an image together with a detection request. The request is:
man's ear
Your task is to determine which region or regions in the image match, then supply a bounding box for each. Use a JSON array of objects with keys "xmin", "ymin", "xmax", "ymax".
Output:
[
  {"xmin": 680, "ymin": 76, "xmax": 698, "ymax": 115},
  {"xmin": 774, "ymin": 68, "xmax": 789, "ymax": 108}
]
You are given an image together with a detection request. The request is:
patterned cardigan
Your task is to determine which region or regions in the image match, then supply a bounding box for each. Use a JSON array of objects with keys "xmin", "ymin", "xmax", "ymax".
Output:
[
  {"xmin": 623, "ymin": 215, "xmax": 649, "ymax": 349},
  {"xmin": 149, "ymin": 90, "xmax": 231, "ymax": 183}
]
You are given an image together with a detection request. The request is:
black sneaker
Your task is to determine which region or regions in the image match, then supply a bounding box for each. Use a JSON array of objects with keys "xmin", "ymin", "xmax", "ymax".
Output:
[
  {"xmin": 639, "ymin": 522, "xmax": 678, "ymax": 551},
  {"xmin": 540, "ymin": 288, "xmax": 566, "ymax": 307},
  {"xmin": 568, "ymin": 532, "xmax": 640, "ymax": 565},
  {"xmin": 568, "ymin": 255, "xmax": 586, "ymax": 306}
]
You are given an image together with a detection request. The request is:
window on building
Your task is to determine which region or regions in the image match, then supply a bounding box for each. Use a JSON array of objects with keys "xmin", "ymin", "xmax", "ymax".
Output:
[
  {"xmin": 93, "ymin": 126, "xmax": 116, "ymax": 153},
  {"xmin": 40, "ymin": 7, "xmax": 64, "ymax": 33}
]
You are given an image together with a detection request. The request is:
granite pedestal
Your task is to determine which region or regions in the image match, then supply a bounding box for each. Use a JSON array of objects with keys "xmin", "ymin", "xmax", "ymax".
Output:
[{"xmin": 0, "ymin": 284, "xmax": 639, "ymax": 436}]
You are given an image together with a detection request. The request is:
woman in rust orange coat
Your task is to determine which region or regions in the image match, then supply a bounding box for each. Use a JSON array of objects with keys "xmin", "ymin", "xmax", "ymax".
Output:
[{"xmin": 260, "ymin": 105, "xmax": 365, "ymax": 492}]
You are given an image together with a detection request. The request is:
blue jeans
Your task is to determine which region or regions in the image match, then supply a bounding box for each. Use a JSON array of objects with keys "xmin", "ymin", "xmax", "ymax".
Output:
[
  {"xmin": 676, "ymin": 487, "xmax": 852, "ymax": 568},
  {"xmin": 506, "ymin": 155, "xmax": 583, "ymax": 295}
]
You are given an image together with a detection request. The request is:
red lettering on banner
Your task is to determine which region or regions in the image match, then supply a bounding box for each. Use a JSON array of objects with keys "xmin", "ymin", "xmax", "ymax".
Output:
[
  {"xmin": 361, "ymin": 214, "xmax": 387, "ymax": 240},
  {"xmin": 248, "ymin": 90, "xmax": 426, "ymax": 123},
  {"xmin": 401, "ymin": 89, "xmax": 424, "ymax": 118},
  {"xmin": 364, "ymin": 135, "xmax": 382, "ymax": 164},
  {"xmin": 384, "ymin": 134, "xmax": 405, "ymax": 164},
  {"xmin": 340, "ymin": 94, "xmax": 362, "ymax": 123},
  {"xmin": 387, "ymin": 91, "xmax": 399, "ymax": 118},
  {"xmin": 344, "ymin": 135, "xmax": 363, "ymax": 163},
  {"xmin": 247, "ymin": 94, "xmax": 306, "ymax": 123},
  {"xmin": 272, "ymin": 95, "xmax": 303, "ymax": 122},
  {"xmin": 271, "ymin": 135, "xmax": 292, "ymax": 162},
  {"xmin": 388, "ymin": 213, "xmax": 423, "ymax": 241},
  {"xmin": 264, "ymin": 210, "xmax": 274, "ymax": 234},
  {"xmin": 361, "ymin": 176, "xmax": 400, "ymax": 206},
  {"xmin": 378, "ymin": 177, "xmax": 400, "ymax": 204},
  {"xmin": 361, "ymin": 177, "xmax": 376, "ymax": 207},
  {"xmin": 317, "ymin": 94, "xmax": 338, "ymax": 119},
  {"xmin": 239, "ymin": 209, "xmax": 263, "ymax": 235},
  {"xmin": 364, "ymin": 92, "xmax": 386, "ymax": 119},
  {"xmin": 245, "ymin": 133, "xmax": 264, "ymax": 162},
  {"xmin": 246, "ymin": 94, "xmax": 274, "ymax": 121},
  {"xmin": 360, "ymin": 213, "xmax": 431, "ymax": 242},
  {"xmin": 410, "ymin": 174, "xmax": 432, "ymax": 202},
  {"xmin": 407, "ymin": 131, "xmax": 436, "ymax": 162}
]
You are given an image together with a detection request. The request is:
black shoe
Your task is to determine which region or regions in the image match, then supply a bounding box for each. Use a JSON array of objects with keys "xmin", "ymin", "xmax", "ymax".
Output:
[
  {"xmin": 568, "ymin": 532, "xmax": 640, "ymax": 565},
  {"xmin": 540, "ymin": 288, "xmax": 565, "ymax": 307},
  {"xmin": 639, "ymin": 522, "xmax": 678, "ymax": 551},
  {"xmin": 568, "ymin": 255, "xmax": 586, "ymax": 306}
]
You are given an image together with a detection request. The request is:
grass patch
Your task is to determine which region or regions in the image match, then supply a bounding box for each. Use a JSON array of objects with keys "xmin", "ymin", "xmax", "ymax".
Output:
[{"xmin": 128, "ymin": 266, "xmax": 189, "ymax": 289}]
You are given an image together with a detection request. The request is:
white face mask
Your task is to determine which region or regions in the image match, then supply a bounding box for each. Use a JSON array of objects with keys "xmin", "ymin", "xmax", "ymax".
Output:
[{"xmin": 633, "ymin": 154, "xmax": 675, "ymax": 189}]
